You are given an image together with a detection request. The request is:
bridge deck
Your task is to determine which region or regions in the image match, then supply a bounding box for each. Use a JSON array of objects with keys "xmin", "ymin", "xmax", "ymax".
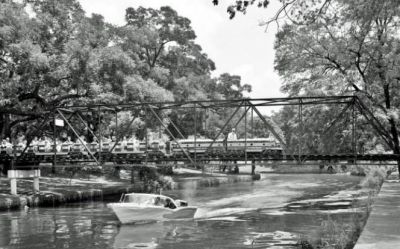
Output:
[{"xmin": 0, "ymin": 152, "xmax": 399, "ymax": 165}]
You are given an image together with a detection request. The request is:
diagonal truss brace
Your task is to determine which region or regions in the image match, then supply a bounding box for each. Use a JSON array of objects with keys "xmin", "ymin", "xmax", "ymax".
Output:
[
  {"xmin": 354, "ymin": 97, "xmax": 393, "ymax": 148},
  {"xmin": 75, "ymin": 111, "xmax": 100, "ymax": 142},
  {"xmin": 247, "ymin": 100, "xmax": 288, "ymax": 152},
  {"xmin": 321, "ymin": 102, "xmax": 353, "ymax": 137},
  {"xmin": 206, "ymin": 100, "xmax": 244, "ymax": 151},
  {"xmin": 147, "ymin": 105, "xmax": 195, "ymax": 165},
  {"xmin": 57, "ymin": 109, "xmax": 99, "ymax": 165}
]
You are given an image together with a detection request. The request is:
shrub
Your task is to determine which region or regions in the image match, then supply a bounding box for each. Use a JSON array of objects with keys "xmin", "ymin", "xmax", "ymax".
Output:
[
  {"xmin": 297, "ymin": 214, "xmax": 364, "ymax": 249},
  {"xmin": 359, "ymin": 168, "xmax": 385, "ymax": 190}
]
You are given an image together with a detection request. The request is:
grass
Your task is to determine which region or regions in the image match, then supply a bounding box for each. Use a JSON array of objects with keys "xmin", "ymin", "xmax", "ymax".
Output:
[
  {"xmin": 296, "ymin": 168, "xmax": 385, "ymax": 249},
  {"xmin": 296, "ymin": 212, "xmax": 367, "ymax": 249},
  {"xmin": 357, "ymin": 167, "xmax": 386, "ymax": 192}
]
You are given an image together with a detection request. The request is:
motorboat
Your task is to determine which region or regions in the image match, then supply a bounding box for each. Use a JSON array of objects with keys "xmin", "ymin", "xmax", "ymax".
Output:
[{"xmin": 107, "ymin": 193, "xmax": 197, "ymax": 224}]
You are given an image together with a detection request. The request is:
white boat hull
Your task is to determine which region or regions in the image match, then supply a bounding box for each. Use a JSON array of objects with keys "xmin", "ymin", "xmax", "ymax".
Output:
[{"xmin": 108, "ymin": 203, "xmax": 197, "ymax": 224}]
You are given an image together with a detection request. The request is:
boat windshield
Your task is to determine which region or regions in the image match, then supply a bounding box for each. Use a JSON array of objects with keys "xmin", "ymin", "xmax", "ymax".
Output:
[{"xmin": 123, "ymin": 194, "xmax": 155, "ymax": 205}]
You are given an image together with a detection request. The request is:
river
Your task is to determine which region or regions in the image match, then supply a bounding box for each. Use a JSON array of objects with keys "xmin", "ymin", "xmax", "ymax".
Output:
[{"xmin": 0, "ymin": 174, "xmax": 369, "ymax": 249}]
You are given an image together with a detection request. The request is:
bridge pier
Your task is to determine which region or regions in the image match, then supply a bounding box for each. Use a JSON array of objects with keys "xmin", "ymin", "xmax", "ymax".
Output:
[
  {"xmin": 7, "ymin": 170, "xmax": 40, "ymax": 195},
  {"xmin": 10, "ymin": 178, "xmax": 17, "ymax": 195},
  {"xmin": 33, "ymin": 177, "xmax": 40, "ymax": 192},
  {"xmin": 251, "ymin": 160, "xmax": 256, "ymax": 175}
]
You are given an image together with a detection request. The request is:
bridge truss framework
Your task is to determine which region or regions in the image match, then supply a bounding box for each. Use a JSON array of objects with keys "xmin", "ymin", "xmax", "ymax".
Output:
[{"xmin": 5, "ymin": 95, "xmax": 400, "ymax": 171}]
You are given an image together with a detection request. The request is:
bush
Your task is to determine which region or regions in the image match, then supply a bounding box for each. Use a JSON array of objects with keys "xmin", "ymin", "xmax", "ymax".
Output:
[
  {"xmin": 158, "ymin": 175, "xmax": 176, "ymax": 190},
  {"xmin": 298, "ymin": 214, "xmax": 364, "ymax": 249},
  {"xmin": 359, "ymin": 168, "xmax": 386, "ymax": 190}
]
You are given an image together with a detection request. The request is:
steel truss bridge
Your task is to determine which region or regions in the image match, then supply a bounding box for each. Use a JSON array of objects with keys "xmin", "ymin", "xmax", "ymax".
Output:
[{"xmin": 2, "ymin": 95, "xmax": 400, "ymax": 170}]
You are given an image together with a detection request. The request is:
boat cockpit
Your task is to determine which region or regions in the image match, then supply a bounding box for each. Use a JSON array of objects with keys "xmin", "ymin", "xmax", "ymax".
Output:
[{"xmin": 120, "ymin": 193, "xmax": 188, "ymax": 209}]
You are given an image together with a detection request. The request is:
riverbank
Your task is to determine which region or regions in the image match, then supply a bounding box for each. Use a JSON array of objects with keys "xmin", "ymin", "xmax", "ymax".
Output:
[
  {"xmin": 0, "ymin": 169, "xmax": 259, "ymax": 211},
  {"xmin": 295, "ymin": 167, "xmax": 387, "ymax": 249},
  {"xmin": 354, "ymin": 173, "xmax": 400, "ymax": 249},
  {"xmin": 257, "ymin": 163, "xmax": 395, "ymax": 175}
]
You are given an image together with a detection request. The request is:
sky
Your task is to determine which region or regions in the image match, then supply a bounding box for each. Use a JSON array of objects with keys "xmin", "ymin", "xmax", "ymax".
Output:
[{"xmin": 79, "ymin": 0, "xmax": 285, "ymax": 111}]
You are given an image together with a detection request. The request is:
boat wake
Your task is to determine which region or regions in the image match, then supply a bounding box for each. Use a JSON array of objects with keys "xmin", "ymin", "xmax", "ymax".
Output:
[{"xmin": 194, "ymin": 207, "xmax": 256, "ymax": 220}]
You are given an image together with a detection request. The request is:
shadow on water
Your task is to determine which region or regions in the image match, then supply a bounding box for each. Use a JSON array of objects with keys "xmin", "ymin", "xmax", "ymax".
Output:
[{"xmin": 0, "ymin": 174, "xmax": 368, "ymax": 249}]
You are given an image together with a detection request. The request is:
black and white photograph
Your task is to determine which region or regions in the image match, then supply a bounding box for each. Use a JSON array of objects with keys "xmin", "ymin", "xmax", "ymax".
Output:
[{"xmin": 0, "ymin": 0, "xmax": 399, "ymax": 248}]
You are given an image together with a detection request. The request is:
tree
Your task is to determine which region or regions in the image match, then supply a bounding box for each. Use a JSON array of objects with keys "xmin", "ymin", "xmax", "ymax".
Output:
[
  {"xmin": 0, "ymin": 0, "xmax": 176, "ymax": 140},
  {"xmin": 0, "ymin": 0, "xmax": 98, "ymax": 138},
  {"xmin": 216, "ymin": 73, "xmax": 252, "ymax": 99},
  {"xmin": 212, "ymin": 0, "xmax": 332, "ymax": 26},
  {"xmin": 123, "ymin": 6, "xmax": 197, "ymax": 79},
  {"xmin": 273, "ymin": 0, "xmax": 400, "ymax": 172},
  {"xmin": 212, "ymin": 0, "xmax": 271, "ymax": 19},
  {"xmin": 214, "ymin": 0, "xmax": 400, "ymax": 172}
]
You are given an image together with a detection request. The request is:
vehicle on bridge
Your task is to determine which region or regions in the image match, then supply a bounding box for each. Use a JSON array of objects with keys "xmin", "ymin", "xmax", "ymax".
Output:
[
  {"xmin": 169, "ymin": 137, "xmax": 283, "ymax": 157},
  {"xmin": 0, "ymin": 136, "xmax": 283, "ymax": 163}
]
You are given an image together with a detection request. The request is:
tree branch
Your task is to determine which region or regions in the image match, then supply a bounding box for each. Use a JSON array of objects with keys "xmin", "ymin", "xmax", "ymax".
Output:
[
  {"xmin": 17, "ymin": 83, "xmax": 46, "ymax": 105},
  {"xmin": 9, "ymin": 115, "xmax": 44, "ymax": 128},
  {"xmin": 50, "ymin": 92, "xmax": 88, "ymax": 106}
]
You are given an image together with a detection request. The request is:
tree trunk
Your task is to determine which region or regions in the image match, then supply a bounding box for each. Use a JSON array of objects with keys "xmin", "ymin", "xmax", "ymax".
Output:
[
  {"xmin": 0, "ymin": 114, "xmax": 11, "ymax": 139},
  {"xmin": 383, "ymin": 84, "xmax": 400, "ymax": 178},
  {"xmin": 0, "ymin": 114, "xmax": 3, "ymax": 140},
  {"xmin": 389, "ymin": 118, "xmax": 400, "ymax": 178}
]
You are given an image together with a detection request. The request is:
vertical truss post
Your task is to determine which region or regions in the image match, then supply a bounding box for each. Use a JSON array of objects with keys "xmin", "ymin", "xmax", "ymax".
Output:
[
  {"xmin": 52, "ymin": 111, "xmax": 57, "ymax": 174},
  {"xmin": 193, "ymin": 103, "xmax": 199, "ymax": 171},
  {"xmin": 145, "ymin": 107, "xmax": 148, "ymax": 165},
  {"xmin": 251, "ymin": 107, "xmax": 254, "ymax": 138},
  {"xmin": 352, "ymin": 97, "xmax": 357, "ymax": 163},
  {"xmin": 244, "ymin": 102, "xmax": 247, "ymax": 166},
  {"xmin": 298, "ymin": 99, "xmax": 303, "ymax": 163},
  {"xmin": 11, "ymin": 124, "xmax": 15, "ymax": 170},
  {"xmin": 98, "ymin": 106, "xmax": 102, "ymax": 165},
  {"xmin": 204, "ymin": 108, "xmax": 208, "ymax": 136},
  {"xmin": 115, "ymin": 110, "xmax": 118, "ymax": 138}
]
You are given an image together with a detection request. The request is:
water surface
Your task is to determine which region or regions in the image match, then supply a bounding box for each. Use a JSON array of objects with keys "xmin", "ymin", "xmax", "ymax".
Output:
[{"xmin": 0, "ymin": 174, "xmax": 367, "ymax": 249}]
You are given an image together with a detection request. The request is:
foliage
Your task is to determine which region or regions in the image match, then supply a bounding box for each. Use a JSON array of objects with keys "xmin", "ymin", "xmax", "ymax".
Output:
[
  {"xmin": 215, "ymin": 1, "xmax": 400, "ymax": 168},
  {"xmin": 297, "ymin": 214, "xmax": 365, "ymax": 249},
  {"xmin": 0, "ymin": 1, "xmax": 252, "ymax": 141},
  {"xmin": 273, "ymin": 0, "xmax": 400, "ymax": 160},
  {"xmin": 272, "ymin": 104, "xmax": 356, "ymax": 154},
  {"xmin": 358, "ymin": 167, "xmax": 386, "ymax": 190},
  {"xmin": 212, "ymin": 0, "xmax": 271, "ymax": 19}
]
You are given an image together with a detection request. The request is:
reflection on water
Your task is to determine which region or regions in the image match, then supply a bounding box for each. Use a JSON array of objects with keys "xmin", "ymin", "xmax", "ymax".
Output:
[
  {"xmin": 0, "ymin": 174, "xmax": 367, "ymax": 249},
  {"xmin": 0, "ymin": 205, "xmax": 120, "ymax": 249}
]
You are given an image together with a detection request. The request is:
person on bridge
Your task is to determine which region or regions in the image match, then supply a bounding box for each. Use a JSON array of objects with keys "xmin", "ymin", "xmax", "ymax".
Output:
[
  {"xmin": 227, "ymin": 128, "xmax": 238, "ymax": 140},
  {"xmin": 0, "ymin": 138, "xmax": 12, "ymax": 154},
  {"xmin": 227, "ymin": 128, "xmax": 239, "ymax": 173}
]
